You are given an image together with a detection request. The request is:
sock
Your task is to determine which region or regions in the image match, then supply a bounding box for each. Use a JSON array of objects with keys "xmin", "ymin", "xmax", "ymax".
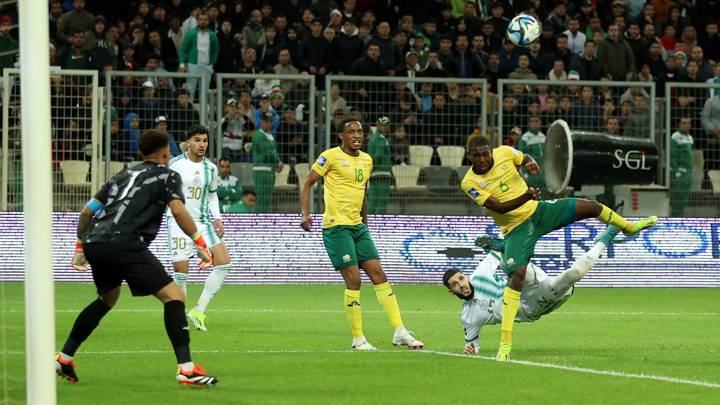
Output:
[
  {"xmin": 550, "ymin": 242, "xmax": 605, "ymax": 292},
  {"xmin": 58, "ymin": 352, "xmax": 74, "ymax": 362},
  {"xmin": 61, "ymin": 298, "xmax": 112, "ymax": 356},
  {"xmin": 195, "ymin": 264, "xmax": 231, "ymax": 313},
  {"xmin": 500, "ymin": 287, "xmax": 522, "ymax": 345},
  {"xmin": 173, "ymin": 272, "xmax": 188, "ymax": 296},
  {"xmin": 343, "ymin": 289, "xmax": 363, "ymax": 338},
  {"xmin": 179, "ymin": 361, "xmax": 195, "ymax": 373},
  {"xmin": 164, "ymin": 300, "xmax": 191, "ymax": 364},
  {"xmin": 597, "ymin": 205, "xmax": 632, "ymax": 234},
  {"xmin": 373, "ymin": 282, "xmax": 403, "ymax": 329}
]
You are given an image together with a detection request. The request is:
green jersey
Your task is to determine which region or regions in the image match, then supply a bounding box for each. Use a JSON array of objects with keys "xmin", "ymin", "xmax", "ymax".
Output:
[
  {"xmin": 670, "ymin": 131, "xmax": 693, "ymax": 183},
  {"xmin": 368, "ymin": 131, "xmax": 392, "ymax": 175},
  {"xmin": 252, "ymin": 128, "xmax": 280, "ymax": 166},
  {"xmin": 217, "ymin": 174, "xmax": 243, "ymax": 213}
]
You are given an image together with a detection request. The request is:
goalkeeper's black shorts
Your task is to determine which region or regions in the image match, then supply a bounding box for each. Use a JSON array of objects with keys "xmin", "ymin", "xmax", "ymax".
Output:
[{"xmin": 84, "ymin": 242, "xmax": 173, "ymax": 296}]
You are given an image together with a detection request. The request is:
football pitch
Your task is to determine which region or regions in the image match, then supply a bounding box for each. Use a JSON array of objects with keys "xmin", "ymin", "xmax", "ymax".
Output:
[{"xmin": 1, "ymin": 283, "xmax": 719, "ymax": 404}]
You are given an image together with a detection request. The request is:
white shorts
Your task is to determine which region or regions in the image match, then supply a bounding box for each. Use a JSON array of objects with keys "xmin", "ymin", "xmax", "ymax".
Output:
[
  {"xmin": 167, "ymin": 218, "xmax": 222, "ymax": 263},
  {"xmin": 519, "ymin": 264, "xmax": 574, "ymax": 321}
]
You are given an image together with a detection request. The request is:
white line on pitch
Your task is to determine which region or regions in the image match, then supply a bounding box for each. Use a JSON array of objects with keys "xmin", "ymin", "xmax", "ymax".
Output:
[
  {"xmin": 420, "ymin": 350, "xmax": 720, "ymax": 389},
  {"xmin": 3, "ymin": 308, "xmax": 718, "ymax": 316},
  {"xmin": 3, "ymin": 348, "xmax": 719, "ymax": 389}
]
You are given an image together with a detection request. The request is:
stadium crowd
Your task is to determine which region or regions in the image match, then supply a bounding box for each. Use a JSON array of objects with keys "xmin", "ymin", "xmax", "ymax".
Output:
[{"xmin": 1, "ymin": 0, "xmax": 719, "ymax": 214}]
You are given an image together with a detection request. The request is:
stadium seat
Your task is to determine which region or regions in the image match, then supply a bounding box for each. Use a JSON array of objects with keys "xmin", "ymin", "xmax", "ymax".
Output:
[
  {"xmin": 231, "ymin": 162, "xmax": 254, "ymax": 188},
  {"xmin": 692, "ymin": 150, "xmax": 705, "ymax": 191},
  {"xmin": 455, "ymin": 166, "xmax": 471, "ymax": 180},
  {"xmin": 294, "ymin": 163, "xmax": 310, "ymax": 186},
  {"xmin": 437, "ymin": 146, "xmax": 465, "ymax": 167},
  {"xmin": 392, "ymin": 165, "xmax": 425, "ymax": 190},
  {"xmin": 59, "ymin": 160, "xmax": 90, "ymax": 187},
  {"xmin": 421, "ymin": 166, "xmax": 454, "ymax": 190},
  {"xmin": 275, "ymin": 164, "xmax": 293, "ymax": 189},
  {"xmin": 110, "ymin": 161, "xmax": 125, "ymax": 176},
  {"xmin": 708, "ymin": 170, "xmax": 720, "ymax": 194},
  {"xmin": 409, "ymin": 145, "xmax": 433, "ymax": 168}
]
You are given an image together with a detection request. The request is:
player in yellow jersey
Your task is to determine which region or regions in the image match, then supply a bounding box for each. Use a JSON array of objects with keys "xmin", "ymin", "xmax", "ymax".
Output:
[
  {"xmin": 300, "ymin": 119, "xmax": 424, "ymax": 351},
  {"xmin": 461, "ymin": 136, "xmax": 657, "ymax": 361}
]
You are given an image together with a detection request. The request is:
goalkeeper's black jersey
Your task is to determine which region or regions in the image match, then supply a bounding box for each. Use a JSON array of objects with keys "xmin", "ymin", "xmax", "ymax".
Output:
[{"xmin": 84, "ymin": 161, "xmax": 185, "ymax": 246}]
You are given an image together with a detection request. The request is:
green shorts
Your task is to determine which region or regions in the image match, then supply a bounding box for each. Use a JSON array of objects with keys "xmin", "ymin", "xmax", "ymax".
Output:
[
  {"xmin": 502, "ymin": 198, "xmax": 577, "ymax": 274},
  {"xmin": 322, "ymin": 224, "xmax": 380, "ymax": 271}
]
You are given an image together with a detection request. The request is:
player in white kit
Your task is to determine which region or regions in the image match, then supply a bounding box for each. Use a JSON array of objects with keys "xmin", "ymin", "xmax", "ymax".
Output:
[
  {"xmin": 167, "ymin": 124, "xmax": 232, "ymax": 332},
  {"xmin": 442, "ymin": 225, "xmax": 620, "ymax": 354}
]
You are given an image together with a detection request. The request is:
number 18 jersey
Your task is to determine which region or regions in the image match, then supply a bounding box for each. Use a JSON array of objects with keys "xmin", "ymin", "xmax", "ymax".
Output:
[{"xmin": 167, "ymin": 153, "xmax": 218, "ymax": 222}]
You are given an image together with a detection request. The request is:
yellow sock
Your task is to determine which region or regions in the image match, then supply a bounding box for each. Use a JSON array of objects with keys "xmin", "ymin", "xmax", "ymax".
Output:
[
  {"xmin": 597, "ymin": 205, "xmax": 633, "ymax": 234},
  {"xmin": 500, "ymin": 287, "xmax": 522, "ymax": 344},
  {"xmin": 344, "ymin": 289, "xmax": 363, "ymax": 338},
  {"xmin": 373, "ymin": 282, "xmax": 403, "ymax": 329}
]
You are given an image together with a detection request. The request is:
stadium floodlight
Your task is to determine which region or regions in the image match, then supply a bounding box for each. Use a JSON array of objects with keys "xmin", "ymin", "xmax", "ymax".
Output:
[{"xmin": 19, "ymin": 0, "xmax": 57, "ymax": 403}]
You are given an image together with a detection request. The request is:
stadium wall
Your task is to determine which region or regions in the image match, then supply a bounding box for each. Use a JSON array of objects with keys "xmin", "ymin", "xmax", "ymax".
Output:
[{"xmin": 1, "ymin": 213, "xmax": 719, "ymax": 287}]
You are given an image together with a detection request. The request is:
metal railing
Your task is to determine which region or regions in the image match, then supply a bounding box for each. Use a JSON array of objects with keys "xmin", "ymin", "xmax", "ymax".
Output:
[{"xmin": 2, "ymin": 69, "xmax": 99, "ymax": 211}]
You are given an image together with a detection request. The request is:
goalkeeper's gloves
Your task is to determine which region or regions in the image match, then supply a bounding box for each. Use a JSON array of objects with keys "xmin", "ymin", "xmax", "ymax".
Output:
[
  {"xmin": 71, "ymin": 239, "xmax": 89, "ymax": 271},
  {"xmin": 193, "ymin": 231, "xmax": 214, "ymax": 269}
]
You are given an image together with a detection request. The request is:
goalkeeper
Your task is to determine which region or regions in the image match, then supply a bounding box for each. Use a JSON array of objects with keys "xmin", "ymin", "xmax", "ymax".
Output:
[{"xmin": 442, "ymin": 225, "xmax": 619, "ymax": 355}]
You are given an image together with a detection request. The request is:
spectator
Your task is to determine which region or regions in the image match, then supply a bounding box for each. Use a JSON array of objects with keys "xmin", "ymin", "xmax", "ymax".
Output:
[
  {"xmin": 178, "ymin": 12, "xmax": 219, "ymax": 102},
  {"xmin": 217, "ymin": 157, "xmax": 244, "ymax": 213},
  {"xmin": 226, "ymin": 191, "xmax": 257, "ymax": 213},
  {"xmin": 425, "ymin": 94, "xmax": 456, "ymax": 146},
  {"xmin": 699, "ymin": 22, "xmax": 720, "ymax": 64},
  {"xmin": 335, "ymin": 17, "xmax": 363, "ymax": 74},
  {"xmin": 518, "ymin": 115, "xmax": 546, "ymax": 192},
  {"xmin": 487, "ymin": 3, "xmax": 510, "ymax": 36},
  {"xmin": 327, "ymin": 9, "xmax": 344, "ymax": 33},
  {"xmin": 670, "ymin": 117, "xmax": 694, "ymax": 217},
  {"xmin": 58, "ymin": 30, "xmax": 93, "ymax": 69},
  {"xmin": 56, "ymin": 0, "xmax": 94, "ymax": 46},
  {"xmin": 329, "ymin": 83, "xmax": 348, "ymax": 114},
  {"xmin": 389, "ymin": 124, "xmax": 410, "ymax": 165},
  {"xmin": 701, "ymin": 93, "xmax": 720, "ymax": 139},
  {"xmin": 148, "ymin": 4, "xmax": 169, "ymax": 34},
  {"xmin": 215, "ymin": 19, "xmax": 240, "ymax": 73},
  {"xmin": 253, "ymin": 94, "xmax": 280, "ymax": 133},
  {"xmin": 564, "ymin": 17, "xmax": 586, "ymax": 55},
  {"xmin": 124, "ymin": 112, "xmax": 141, "ymax": 157},
  {"xmin": 237, "ymin": 48, "xmax": 260, "ymax": 88},
  {"xmin": 504, "ymin": 126, "xmax": 522, "ymax": 147},
  {"xmin": 274, "ymin": 14, "xmax": 290, "ymax": 45},
  {"xmin": 253, "ymin": 66, "xmax": 281, "ymax": 97},
  {"xmin": 542, "ymin": 97, "xmax": 561, "ymax": 127},
  {"xmin": 689, "ymin": 46, "xmax": 714, "ymax": 81},
  {"xmin": 527, "ymin": 42, "xmax": 551, "ymax": 77},
  {"xmin": 420, "ymin": 19, "xmax": 441, "ymax": 51},
  {"xmin": 498, "ymin": 39, "xmax": 519, "ymax": 76},
  {"xmin": 368, "ymin": 116, "xmax": 392, "ymax": 214},
  {"xmin": 0, "ymin": 16, "xmax": 18, "ymax": 71},
  {"xmin": 508, "ymin": 54, "xmax": 537, "ymax": 80},
  {"xmin": 706, "ymin": 64, "xmax": 720, "ymax": 98},
  {"xmin": 398, "ymin": 51, "xmax": 422, "ymax": 88},
  {"xmin": 470, "ymin": 34, "xmax": 489, "ymax": 67},
  {"xmin": 454, "ymin": 33, "xmax": 482, "ymax": 78},
  {"xmin": 278, "ymin": 105, "xmax": 306, "ymax": 164},
  {"xmin": 644, "ymin": 42, "xmax": 666, "ymax": 78},
  {"xmin": 168, "ymin": 89, "xmax": 200, "ymax": 133},
  {"xmin": 154, "ymin": 115, "xmax": 180, "ymax": 156},
  {"xmin": 49, "ymin": 0, "xmax": 64, "ymax": 41},
  {"xmin": 548, "ymin": 59, "xmax": 567, "ymax": 81},
  {"xmin": 624, "ymin": 94, "xmax": 651, "ymax": 138},
  {"xmin": 546, "ymin": 1, "xmax": 570, "ymax": 34},
  {"xmin": 480, "ymin": 21, "xmax": 502, "ymax": 53},
  {"xmin": 624, "ymin": 23, "xmax": 646, "ymax": 68},
  {"xmin": 252, "ymin": 111, "xmax": 283, "ymax": 213},
  {"xmin": 168, "ymin": 14, "xmax": 183, "ymax": 53},
  {"xmin": 145, "ymin": 29, "xmax": 179, "ymax": 71},
  {"xmin": 369, "ymin": 21, "xmax": 401, "ymax": 74},
  {"xmin": 222, "ymin": 98, "xmax": 250, "ymax": 162},
  {"xmin": 553, "ymin": 34, "xmax": 580, "ymax": 73},
  {"xmin": 606, "ymin": 117, "xmax": 621, "ymax": 135},
  {"xmin": 437, "ymin": 3, "xmax": 457, "ymax": 35},
  {"xmin": 137, "ymin": 80, "xmax": 161, "ymax": 130},
  {"xmin": 573, "ymin": 86, "xmax": 602, "ymax": 130},
  {"xmin": 242, "ymin": 9, "xmax": 265, "ymax": 50},
  {"xmin": 596, "ymin": 24, "xmax": 635, "ymax": 81},
  {"xmin": 681, "ymin": 60, "xmax": 704, "ymax": 83},
  {"xmin": 571, "ymin": 40, "xmax": 604, "ymax": 80},
  {"xmin": 257, "ymin": 25, "xmax": 282, "ymax": 69},
  {"xmin": 656, "ymin": 55, "xmax": 680, "ymax": 97},
  {"xmin": 299, "ymin": 19, "xmax": 330, "ymax": 85},
  {"xmin": 483, "ymin": 52, "xmax": 504, "ymax": 93},
  {"xmin": 659, "ymin": 25, "xmax": 677, "ymax": 52},
  {"xmin": 274, "ymin": 49, "xmax": 300, "ymax": 93}
]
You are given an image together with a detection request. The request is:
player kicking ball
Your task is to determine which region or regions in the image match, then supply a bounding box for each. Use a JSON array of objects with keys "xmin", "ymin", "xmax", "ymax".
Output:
[
  {"xmin": 462, "ymin": 137, "xmax": 657, "ymax": 361},
  {"xmin": 300, "ymin": 119, "xmax": 424, "ymax": 351},
  {"xmin": 167, "ymin": 124, "xmax": 232, "ymax": 332},
  {"xmin": 58, "ymin": 129, "xmax": 218, "ymax": 385},
  {"xmin": 443, "ymin": 225, "xmax": 620, "ymax": 355}
]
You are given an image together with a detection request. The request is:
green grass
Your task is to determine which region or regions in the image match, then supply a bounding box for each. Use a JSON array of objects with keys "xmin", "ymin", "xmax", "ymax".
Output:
[{"xmin": 1, "ymin": 283, "xmax": 719, "ymax": 404}]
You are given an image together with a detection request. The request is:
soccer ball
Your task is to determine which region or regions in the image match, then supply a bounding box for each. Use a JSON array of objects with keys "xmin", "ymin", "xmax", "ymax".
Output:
[{"xmin": 506, "ymin": 14, "xmax": 541, "ymax": 47}]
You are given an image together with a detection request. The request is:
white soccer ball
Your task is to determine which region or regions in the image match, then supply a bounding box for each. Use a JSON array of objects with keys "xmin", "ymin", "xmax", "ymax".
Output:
[{"xmin": 506, "ymin": 14, "xmax": 541, "ymax": 47}]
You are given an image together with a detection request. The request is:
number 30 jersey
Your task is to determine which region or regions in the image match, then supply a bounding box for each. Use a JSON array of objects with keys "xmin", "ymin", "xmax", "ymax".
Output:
[
  {"xmin": 311, "ymin": 147, "xmax": 373, "ymax": 229},
  {"xmin": 167, "ymin": 153, "xmax": 219, "ymax": 223}
]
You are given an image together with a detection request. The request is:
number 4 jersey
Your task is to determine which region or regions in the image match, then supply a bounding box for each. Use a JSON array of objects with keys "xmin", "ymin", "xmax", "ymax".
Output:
[{"xmin": 311, "ymin": 147, "xmax": 373, "ymax": 229}]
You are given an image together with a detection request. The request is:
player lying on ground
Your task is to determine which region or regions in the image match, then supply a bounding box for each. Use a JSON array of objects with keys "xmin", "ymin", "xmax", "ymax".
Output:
[
  {"xmin": 59, "ymin": 129, "xmax": 219, "ymax": 386},
  {"xmin": 443, "ymin": 225, "xmax": 620, "ymax": 355},
  {"xmin": 461, "ymin": 136, "xmax": 657, "ymax": 361},
  {"xmin": 300, "ymin": 118, "xmax": 424, "ymax": 350},
  {"xmin": 168, "ymin": 124, "xmax": 232, "ymax": 332}
]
